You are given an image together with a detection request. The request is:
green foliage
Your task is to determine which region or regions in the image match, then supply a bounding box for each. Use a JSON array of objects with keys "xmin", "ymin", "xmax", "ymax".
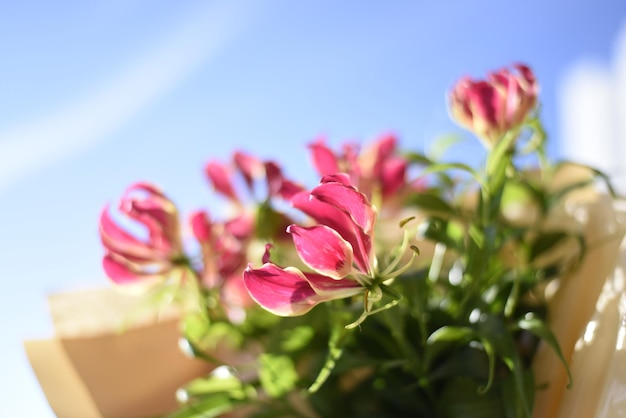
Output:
[{"xmin": 259, "ymin": 354, "xmax": 299, "ymax": 398}]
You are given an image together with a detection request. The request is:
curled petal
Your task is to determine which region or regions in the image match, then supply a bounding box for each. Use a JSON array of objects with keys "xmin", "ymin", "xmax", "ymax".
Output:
[
  {"xmin": 225, "ymin": 212, "xmax": 255, "ymax": 240},
  {"xmin": 277, "ymin": 179, "xmax": 305, "ymax": 200},
  {"xmin": 124, "ymin": 193, "xmax": 177, "ymax": 235},
  {"xmin": 100, "ymin": 205, "xmax": 145, "ymax": 248},
  {"xmin": 308, "ymin": 138, "xmax": 342, "ymax": 176},
  {"xmin": 121, "ymin": 183, "xmax": 181, "ymax": 252},
  {"xmin": 102, "ymin": 253, "xmax": 159, "ymax": 285},
  {"xmin": 205, "ymin": 161, "xmax": 239, "ymax": 202},
  {"xmin": 264, "ymin": 161, "xmax": 284, "ymax": 198},
  {"xmin": 320, "ymin": 172, "xmax": 353, "ymax": 187},
  {"xmin": 312, "ymin": 180, "xmax": 376, "ymax": 235},
  {"xmin": 233, "ymin": 151, "xmax": 264, "ymax": 192},
  {"xmin": 99, "ymin": 183, "xmax": 186, "ymax": 287},
  {"xmin": 288, "ymin": 225, "xmax": 353, "ymax": 279},
  {"xmin": 243, "ymin": 264, "xmax": 321, "ymax": 316},
  {"xmin": 99, "ymin": 207, "xmax": 160, "ymax": 261},
  {"xmin": 359, "ymin": 133, "xmax": 396, "ymax": 176},
  {"xmin": 302, "ymin": 271, "xmax": 362, "ymax": 298},
  {"xmin": 380, "ymin": 157, "xmax": 408, "ymax": 196},
  {"xmin": 189, "ymin": 210, "xmax": 213, "ymax": 243},
  {"xmin": 292, "ymin": 190, "xmax": 372, "ymax": 274}
]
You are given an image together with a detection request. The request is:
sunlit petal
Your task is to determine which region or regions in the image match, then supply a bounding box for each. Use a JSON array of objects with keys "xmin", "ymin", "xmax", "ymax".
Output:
[
  {"xmin": 243, "ymin": 263, "xmax": 322, "ymax": 316},
  {"xmin": 289, "ymin": 224, "xmax": 353, "ymax": 279}
]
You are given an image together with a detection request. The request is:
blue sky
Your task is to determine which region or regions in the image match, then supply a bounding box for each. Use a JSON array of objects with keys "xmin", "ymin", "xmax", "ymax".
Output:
[{"xmin": 2, "ymin": 1, "xmax": 625, "ymax": 416}]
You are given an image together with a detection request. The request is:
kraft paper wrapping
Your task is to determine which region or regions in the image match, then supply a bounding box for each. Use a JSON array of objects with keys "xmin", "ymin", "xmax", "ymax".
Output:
[
  {"xmin": 531, "ymin": 182, "xmax": 626, "ymax": 418},
  {"xmin": 24, "ymin": 287, "xmax": 213, "ymax": 418}
]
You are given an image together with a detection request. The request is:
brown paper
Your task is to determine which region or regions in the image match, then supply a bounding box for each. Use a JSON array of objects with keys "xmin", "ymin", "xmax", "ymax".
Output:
[
  {"xmin": 24, "ymin": 287, "xmax": 213, "ymax": 418},
  {"xmin": 532, "ymin": 190, "xmax": 626, "ymax": 418}
]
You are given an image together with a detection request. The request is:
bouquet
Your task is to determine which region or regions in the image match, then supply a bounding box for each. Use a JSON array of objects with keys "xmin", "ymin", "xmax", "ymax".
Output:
[{"xmin": 92, "ymin": 63, "xmax": 624, "ymax": 417}]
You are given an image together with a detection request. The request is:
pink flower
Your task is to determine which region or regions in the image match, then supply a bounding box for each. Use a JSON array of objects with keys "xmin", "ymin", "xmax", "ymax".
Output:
[
  {"xmin": 308, "ymin": 134, "xmax": 408, "ymax": 201},
  {"xmin": 243, "ymin": 175, "xmax": 379, "ymax": 316},
  {"xmin": 189, "ymin": 210, "xmax": 252, "ymax": 288},
  {"xmin": 204, "ymin": 151, "xmax": 305, "ymax": 204},
  {"xmin": 99, "ymin": 183, "xmax": 186, "ymax": 285},
  {"xmin": 449, "ymin": 63, "xmax": 539, "ymax": 148}
]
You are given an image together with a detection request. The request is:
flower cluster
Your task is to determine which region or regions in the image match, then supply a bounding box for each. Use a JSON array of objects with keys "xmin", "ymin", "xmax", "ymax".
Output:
[{"xmin": 98, "ymin": 63, "xmax": 620, "ymax": 418}]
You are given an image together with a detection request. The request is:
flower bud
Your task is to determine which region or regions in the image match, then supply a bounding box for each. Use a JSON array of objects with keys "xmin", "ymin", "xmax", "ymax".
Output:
[{"xmin": 450, "ymin": 63, "xmax": 538, "ymax": 148}]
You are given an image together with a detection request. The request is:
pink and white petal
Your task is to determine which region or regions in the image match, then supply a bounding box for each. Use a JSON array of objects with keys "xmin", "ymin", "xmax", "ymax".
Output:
[
  {"xmin": 102, "ymin": 254, "xmax": 156, "ymax": 285},
  {"xmin": 278, "ymin": 179, "xmax": 305, "ymax": 201},
  {"xmin": 233, "ymin": 151, "xmax": 264, "ymax": 192},
  {"xmin": 380, "ymin": 157, "xmax": 407, "ymax": 196},
  {"xmin": 204, "ymin": 161, "xmax": 239, "ymax": 202},
  {"xmin": 126, "ymin": 182, "xmax": 167, "ymax": 198},
  {"xmin": 225, "ymin": 212, "xmax": 255, "ymax": 240},
  {"xmin": 124, "ymin": 204, "xmax": 173, "ymax": 253},
  {"xmin": 302, "ymin": 272, "xmax": 362, "ymax": 298},
  {"xmin": 99, "ymin": 208, "xmax": 159, "ymax": 261},
  {"xmin": 243, "ymin": 264, "xmax": 322, "ymax": 316},
  {"xmin": 308, "ymin": 138, "xmax": 341, "ymax": 176},
  {"xmin": 359, "ymin": 134, "xmax": 396, "ymax": 176},
  {"xmin": 288, "ymin": 225, "xmax": 353, "ymax": 279},
  {"xmin": 291, "ymin": 191, "xmax": 371, "ymax": 273},
  {"xmin": 221, "ymin": 273, "xmax": 255, "ymax": 309},
  {"xmin": 311, "ymin": 181, "xmax": 376, "ymax": 234},
  {"xmin": 100, "ymin": 206, "xmax": 145, "ymax": 247},
  {"xmin": 320, "ymin": 173, "xmax": 353, "ymax": 187},
  {"xmin": 264, "ymin": 161, "xmax": 285, "ymax": 198},
  {"xmin": 125, "ymin": 198, "xmax": 180, "ymax": 250},
  {"xmin": 189, "ymin": 210, "xmax": 213, "ymax": 243},
  {"xmin": 125, "ymin": 194, "xmax": 177, "ymax": 230}
]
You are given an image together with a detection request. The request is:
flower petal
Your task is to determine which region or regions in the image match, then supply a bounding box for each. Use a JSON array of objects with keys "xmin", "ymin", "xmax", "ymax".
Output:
[
  {"xmin": 380, "ymin": 156, "xmax": 408, "ymax": 196},
  {"xmin": 288, "ymin": 225, "xmax": 353, "ymax": 279},
  {"xmin": 243, "ymin": 264, "xmax": 321, "ymax": 316},
  {"xmin": 291, "ymin": 190, "xmax": 372, "ymax": 274},
  {"xmin": 205, "ymin": 160, "xmax": 239, "ymax": 202},
  {"xmin": 312, "ymin": 180, "xmax": 376, "ymax": 235},
  {"xmin": 302, "ymin": 271, "xmax": 362, "ymax": 298},
  {"xmin": 189, "ymin": 210, "xmax": 213, "ymax": 243},
  {"xmin": 102, "ymin": 253, "xmax": 156, "ymax": 284},
  {"xmin": 233, "ymin": 151, "xmax": 264, "ymax": 192},
  {"xmin": 308, "ymin": 138, "xmax": 342, "ymax": 176},
  {"xmin": 99, "ymin": 206, "xmax": 160, "ymax": 261}
]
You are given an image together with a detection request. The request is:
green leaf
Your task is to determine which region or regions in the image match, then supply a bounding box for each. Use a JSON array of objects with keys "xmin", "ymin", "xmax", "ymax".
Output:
[
  {"xmin": 514, "ymin": 316, "xmax": 572, "ymax": 388},
  {"xmin": 427, "ymin": 326, "xmax": 476, "ymax": 344},
  {"xmin": 405, "ymin": 151, "xmax": 435, "ymax": 166},
  {"xmin": 438, "ymin": 377, "xmax": 505, "ymax": 418},
  {"xmin": 280, "ymin": 325, "xmax": 315, "ymax": 352},
  {"xmin": 407, "ymin": 193, "xmax": 455, "ymax": 214},
  {"xmin": 178, "ymin": 337, "xmax": 226, "ymax": 365},
  {"xmin": 182, "ymin": 312, "xmax": 211, "ymax": 345},
  {"xmin": 182, "ymin": 368, "xmax": 253, "ymax": 400},
  {"xmin": 501, "ymin": 369, "xmax": 535, "ymax": 418},
  {"xmin": 428, "ymin": 133, "xmax": 466, "ymax": 161},
  {"xmin": 425, "ymin": 326, "xmax": 478, "ymax": 372},
  {"xmin": 166, "ymin": 393, "xmax": 239, "ymax": 418},
  {"xmin": 478, "ymin": 315, "xmax": 532, "ymax": 417},
  {"xmin": 259, "ymin": 353, "xmax": 298, "ymax": 398},
  {"xmin": 418, "ymin": 217, "xmax": 461, "ymax": 251},
  {"xmin": 528, "ymin": 231, "xmax": 568, "ymax": 262},
  {"xmin": 170, "ymin": 367, "xmax": 257, "ymax": 418},
  {"xmin": 553, "ymin": 160, "xmax": 617, "ymax": 198},
  {"xmin": 420, "ymin": 162, "xmax": 487, "ymax": 190}
]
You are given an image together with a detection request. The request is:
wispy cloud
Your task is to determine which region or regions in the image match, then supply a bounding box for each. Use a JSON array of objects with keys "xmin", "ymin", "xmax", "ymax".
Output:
[{"xmin": 0, "ymin": 1, "xmax": 255, "ymax": 193}]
